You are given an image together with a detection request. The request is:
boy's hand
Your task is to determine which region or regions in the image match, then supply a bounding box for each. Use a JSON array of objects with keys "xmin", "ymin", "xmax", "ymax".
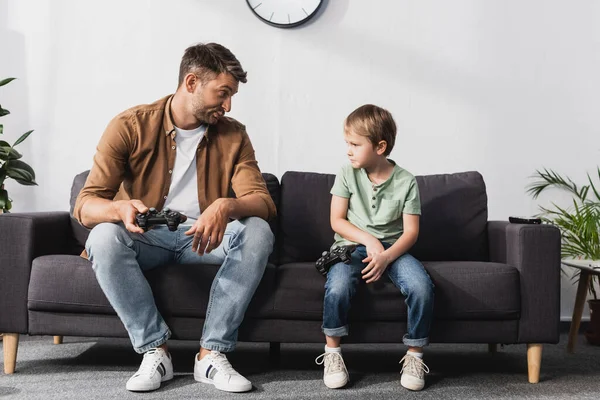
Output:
[
  {"xmin": 361, "ymin": 252, "xmax": 392, "ymax": 283},
  {"xmin": 363, "ymin": 238, "xmax": 385, "ymax": 262},
  {"xmin": 362, "ymin": 238, "xmax": 388, "ymax": 283}
]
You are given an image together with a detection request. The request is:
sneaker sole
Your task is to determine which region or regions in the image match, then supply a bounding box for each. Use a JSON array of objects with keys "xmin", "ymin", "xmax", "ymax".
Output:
[
  {"xmin": 194, "ymin": 373, "xmax": 252, "ymax": 393},
  {"xmin": 324, "ymin": 376, "xmax": 348, "ymax": 389},
  {"xmin": 126, "ymin": 372, "xmax": 173, "ymax": 392},
  {"xmin": 400, "ymin": 374, "xmax": 424, "ymax": 391}
]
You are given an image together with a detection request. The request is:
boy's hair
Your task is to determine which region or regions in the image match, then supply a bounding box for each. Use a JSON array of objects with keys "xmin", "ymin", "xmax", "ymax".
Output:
[
  {"xmin": 344, "ymin": 104, "xmax": 396, "ymax": 156},
  {"xmin": 178, "ymin": 43, "xmax": 247, "ymax": 87}
]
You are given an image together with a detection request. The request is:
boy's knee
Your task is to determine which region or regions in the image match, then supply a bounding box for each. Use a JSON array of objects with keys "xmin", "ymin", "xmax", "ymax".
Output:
[
  {"xmin": 407, "ymin": 280, "xmax": 434, "ymax": 301},
  {"xmin": 326, "ymin": 276, "xmax": 355, "ymax": 300}
]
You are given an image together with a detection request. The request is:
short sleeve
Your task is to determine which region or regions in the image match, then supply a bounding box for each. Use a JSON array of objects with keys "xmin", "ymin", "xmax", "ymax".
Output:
[
  {"xmin": 330, "ymin": 166, "xmax": 350, "ymax": 198},
  {"xmin": 402, "ymin": 176, "xmax": 421, "ymax": 215}
]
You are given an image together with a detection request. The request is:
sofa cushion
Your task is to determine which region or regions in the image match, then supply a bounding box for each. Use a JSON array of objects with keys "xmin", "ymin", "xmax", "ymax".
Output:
[
  {"xmin": 28, "ymin": 255, "xmax": 276, "ymax": 318},
  {"xmin": 278, "ymin": 170, "xmax": 488, "ymax": 263},
  {"xmin": 271, "ymin": 261, "xmax": 520, "ymax": 321},
  {"xmin": 69, "ymin": 170, "xmax": 282, "ymax": 263}
]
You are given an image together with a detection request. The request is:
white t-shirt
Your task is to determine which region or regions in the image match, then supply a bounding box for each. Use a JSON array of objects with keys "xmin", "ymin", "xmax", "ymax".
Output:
[{"xmin": 163, "ymin": 124, "xmax": 207, "ymax": 223}]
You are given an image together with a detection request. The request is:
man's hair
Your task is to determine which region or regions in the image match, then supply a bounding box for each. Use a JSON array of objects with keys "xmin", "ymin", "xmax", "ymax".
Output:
[
  {"xmin": 178, "ymin": 43, "xmax": 247, "ymax": 87},
  {"xmin": 344, "ymin": 104, "xmax": 397, "ymax": 156}
]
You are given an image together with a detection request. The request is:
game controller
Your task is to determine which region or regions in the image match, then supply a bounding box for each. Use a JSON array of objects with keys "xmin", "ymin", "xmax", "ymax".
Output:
[
  {"xmin": 508, "ymin": 216, "xmax": 542, "ymax": 224},
  {"xmin": 135, "ymin": 207, "xmax": 185, "ymax": 232},
  {"xmin": 315, "ymin": 245, "xmax": 357, "ymax": 276}
]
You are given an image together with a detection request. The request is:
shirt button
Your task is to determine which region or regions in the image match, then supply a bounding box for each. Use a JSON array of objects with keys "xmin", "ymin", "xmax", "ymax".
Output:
[
  {"xmin": 163, "ymin": 196, "xmax": 168, "ymax": 200},
  {"xmin": 373, "ymin": 188, "xmax": 377, "ymax": 191},
  {"xmin": 372, "ymin": 205, "xmax": 376, "ymax": 208},
  {"xmin": 169, "ymin": 170, "xmax": 173, "ymax": 174},
  {"xmin": 372, "ymin": 197, "xmax": 376, "ymax": 200},
  {"xmin": 171, "ymin": 145, "xmax": 176, "ymax": 150}
]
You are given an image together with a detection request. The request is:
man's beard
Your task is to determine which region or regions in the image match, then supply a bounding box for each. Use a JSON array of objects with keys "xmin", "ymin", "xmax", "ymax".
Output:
[{"xmin": 192, "ymin": 100, "xmax": 220, "ymax": 125}]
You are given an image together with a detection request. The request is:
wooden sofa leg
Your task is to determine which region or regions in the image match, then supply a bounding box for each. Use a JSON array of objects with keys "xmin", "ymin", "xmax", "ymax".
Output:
[
  {"xmin": 527, "ymin": 343, "xmax": 542, "ymax": 383},
  {"xmin": 3, "ymin": 333, "xmax": 19, "ymax": 374},
  {"xmin": 53, "ymin": 336, "xmax": 63, "ymax": 345},
  {"xmin": 488, "ymin": 343, "xmax": 497, "ymax": 353}
]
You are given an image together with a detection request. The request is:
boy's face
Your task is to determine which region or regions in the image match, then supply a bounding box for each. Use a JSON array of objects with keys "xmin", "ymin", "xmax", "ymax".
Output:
[{"xmin": 344, "ymin": 130, "xmax": 380, "ymax": 169}]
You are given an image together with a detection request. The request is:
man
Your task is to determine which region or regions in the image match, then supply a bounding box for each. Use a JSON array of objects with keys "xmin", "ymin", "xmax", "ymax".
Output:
[{"xmin": 74, "ymin": 42, "xmax": 276, "ymax": 393}]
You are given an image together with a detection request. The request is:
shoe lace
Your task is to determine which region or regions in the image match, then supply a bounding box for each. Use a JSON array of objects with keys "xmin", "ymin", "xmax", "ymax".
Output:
[
  {"xmin": 136, "ymin": 348, "xmax": 163, "ymax": 377},
  {"xmin": 209, "ymin": 351, "xmax": 237, "ymax": 375},
  {"xmin": 315, "ymin": 352, "xmax": 348, "ymax": 376},
  {"xmin": 399, "ymin": 354, "xmax": 429, "ymax": 379}
]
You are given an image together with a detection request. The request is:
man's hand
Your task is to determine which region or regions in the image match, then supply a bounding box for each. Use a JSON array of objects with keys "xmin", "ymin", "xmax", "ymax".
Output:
[
  {"xmin": 112, "ymin": 200, "xmax": 149, "ymax": 234},
  {"xmin": 361, "ymin": 238, "xmax": 389, "ymax": 283},
  {"xmin": 185, "ymin": 198, "xmax": 232, "ymax": 255}
]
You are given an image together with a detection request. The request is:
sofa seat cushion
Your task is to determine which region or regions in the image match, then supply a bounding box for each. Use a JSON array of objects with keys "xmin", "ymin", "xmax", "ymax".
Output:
[
  {"xmin": 28, "ymin": 255, "xmax": 276, "ymax": 318},
  {"xmin": 271, "ymin": 261, "xmax": 520, "ymax": 321}
]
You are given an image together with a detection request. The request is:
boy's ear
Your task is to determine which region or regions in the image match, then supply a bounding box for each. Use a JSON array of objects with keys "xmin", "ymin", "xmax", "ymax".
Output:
[{"xmin": 376, "ymin": 140, "xmax": 387, "ymax": 155}]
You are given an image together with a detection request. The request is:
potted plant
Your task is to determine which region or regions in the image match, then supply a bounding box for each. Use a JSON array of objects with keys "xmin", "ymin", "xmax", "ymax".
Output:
[
  {"xmin": 527, "ymin": 168, "xmax": 600, "ymax": 344},
  {"xmin": 0, "ymin": 77, "xmax": 37, "ymax": 213}
]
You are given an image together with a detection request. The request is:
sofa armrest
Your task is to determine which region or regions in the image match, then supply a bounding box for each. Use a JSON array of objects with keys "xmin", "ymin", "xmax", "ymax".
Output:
[
  {"xmin": 488, "ymin": 220, "xmax": 561, "ymax": 343},
  {"xmin": 0, "ymin": 212, "xmax": 72, "ymax": 333}
]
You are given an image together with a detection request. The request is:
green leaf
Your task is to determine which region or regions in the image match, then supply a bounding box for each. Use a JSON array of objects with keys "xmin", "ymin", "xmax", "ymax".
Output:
[
  {"xmin": 12, "ymin": 130, "xmax": 33, "ymax": 147},
  {"xmin": 588, "ymin": 170, "xmax": 600, "ymax": 202},
  {"xmin": 6, "ymin": 165, "xmax": 36, "ymax": 185},
  {"xmin": 4, "ymin": 146, "xmax": 21, "ymax": 160},
  {"xmin": 7, "ymin": 159, "xmax": 35, "ymax": 180},
  {"xmin": 0, "ymin": 107, "xmax": 9, "ymax": 117},
  {"xmin": 0, "ymin": 188, "xmax": 8, "ymax": 210},
  {"xmin": 0, "ymin": 77, "xmax": 17, "ymax": 87}
]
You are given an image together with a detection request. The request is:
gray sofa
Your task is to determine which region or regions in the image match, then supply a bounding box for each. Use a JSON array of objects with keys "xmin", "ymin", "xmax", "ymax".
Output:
[{"xmin": 0, "ymin": 170, "xmax": 561, "ymax": 383}]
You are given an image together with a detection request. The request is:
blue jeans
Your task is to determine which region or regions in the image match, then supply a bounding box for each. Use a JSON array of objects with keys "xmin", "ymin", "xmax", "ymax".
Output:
[
  {"xmin": 85, "ymin": 217, "xmax": 274, "ymax": 354},
  {"xmin": 322, "ymin": 244, "xmax": 434, "ymax": 347}
]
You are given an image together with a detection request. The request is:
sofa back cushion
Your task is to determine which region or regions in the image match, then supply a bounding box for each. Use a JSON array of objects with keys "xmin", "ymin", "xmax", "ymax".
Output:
[
  {"xmin": 278, "ymin": 170, "xmax": 488, "ymax": 263},
  {"xmin": 69, "ymin": 170, "xmax": 282, "ymax": 263}
]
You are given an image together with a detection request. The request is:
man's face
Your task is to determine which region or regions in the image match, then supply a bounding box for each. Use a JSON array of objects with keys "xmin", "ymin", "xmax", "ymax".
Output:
[{"xmin": 191, "ymin": 72, "xmax": 239, "ymax": 125}]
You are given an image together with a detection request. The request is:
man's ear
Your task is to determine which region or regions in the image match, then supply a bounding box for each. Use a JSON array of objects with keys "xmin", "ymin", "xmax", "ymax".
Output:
[
  {"xmin": 184, "ymin": 73, "xmax": 198, "ymax": 94},
  {"xmin": 376, "ymin": 140, "xmax": 387, "ymax": 155}
]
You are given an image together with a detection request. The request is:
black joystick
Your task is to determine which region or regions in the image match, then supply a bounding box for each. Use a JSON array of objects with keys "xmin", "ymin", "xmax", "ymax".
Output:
[
  {"xmin": 135, "ymin": 207, "xmax": 185, "ymax": 232},
  {"xmin": 315, "ymin": 245, "xmax": 357, "ymax": 276}
]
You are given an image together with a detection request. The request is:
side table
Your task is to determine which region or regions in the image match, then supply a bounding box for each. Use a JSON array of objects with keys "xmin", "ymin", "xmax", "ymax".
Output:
[{"xmin": 562, "ymin": 259, "xmax": 600, "ymax": 353}]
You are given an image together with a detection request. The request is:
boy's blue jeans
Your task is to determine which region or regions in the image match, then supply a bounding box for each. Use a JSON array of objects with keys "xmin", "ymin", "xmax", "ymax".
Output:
[
  {"xmin": 322, "ymin": 244, "xmax": 435, "ymax": 348},
  {"xmin": 85, "ymin": 217, "xmax": 274, "ymax": 354}
]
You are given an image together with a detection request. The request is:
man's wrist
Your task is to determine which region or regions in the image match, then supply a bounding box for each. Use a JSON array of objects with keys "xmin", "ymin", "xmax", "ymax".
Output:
[{"xmin": 217, "ymin": 198, "xmax": 235, "ymax": 218}]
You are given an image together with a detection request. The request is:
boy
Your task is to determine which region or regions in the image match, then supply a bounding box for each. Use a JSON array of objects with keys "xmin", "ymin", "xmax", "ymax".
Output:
[{"xmin": 315, "ymin": 104, "xmax": 434, "ymax": 391}]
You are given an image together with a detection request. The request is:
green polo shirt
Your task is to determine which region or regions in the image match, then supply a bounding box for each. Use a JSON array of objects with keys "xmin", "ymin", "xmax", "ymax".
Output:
[{"xmin": 330, "ymin": 161, "xmax": 421, "ymax": 249}]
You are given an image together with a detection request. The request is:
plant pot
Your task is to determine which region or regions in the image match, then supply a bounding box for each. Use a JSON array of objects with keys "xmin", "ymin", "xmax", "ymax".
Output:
[{"xmin": 584, "ymin": 299, "xmax": 600, "ymax": 345}]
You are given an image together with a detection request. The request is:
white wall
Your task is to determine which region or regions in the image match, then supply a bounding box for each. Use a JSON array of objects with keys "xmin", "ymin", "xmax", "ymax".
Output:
[{"xmin": 1, "ymin": 0, "xmax": 599, "ymax": 321}]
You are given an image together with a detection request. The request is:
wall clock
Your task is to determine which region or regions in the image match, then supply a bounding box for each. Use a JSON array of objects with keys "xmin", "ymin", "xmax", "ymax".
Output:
[{"xmin": 246, "ymin": 0, "xmax": 323, "ymax": 28}]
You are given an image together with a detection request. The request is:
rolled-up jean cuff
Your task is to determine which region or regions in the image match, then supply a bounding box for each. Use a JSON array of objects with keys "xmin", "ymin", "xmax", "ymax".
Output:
[
  {"xmin": 135, "ymin": 328, "xmax": 172, "ymax": 354},
  {"xmin": 322, "ymin": 325, "xmax": 349, "ymax": 337},
  {"xmin": 403, "ymin": 334, "xmax": 429, "ymax": 347},
  {"xmin": 200, "ymin": 341, "xmax": 236, "ymax": 353}
]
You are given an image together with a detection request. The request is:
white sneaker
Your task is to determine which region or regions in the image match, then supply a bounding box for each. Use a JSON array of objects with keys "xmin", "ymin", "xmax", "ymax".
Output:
[
  {"xmin": 315, "ymin": 349, "xmax": 349, "ymax": 389},
  {"xmin": 194, "ymin": 351, "xmax": 252, "ymax": 393},
  {"xmin": 126, "ymin": 347, "xmax": 173, "ymax": 392},
  {"xmin": 400, "ymin": 352, "xmax": 429, "ymax": 391}
]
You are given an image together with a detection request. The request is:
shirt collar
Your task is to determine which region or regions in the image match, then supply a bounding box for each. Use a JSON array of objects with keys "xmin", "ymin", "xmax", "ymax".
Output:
[{"xmin": 163, "ymin": 94, "xmax": 214, "ymax": 139}]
